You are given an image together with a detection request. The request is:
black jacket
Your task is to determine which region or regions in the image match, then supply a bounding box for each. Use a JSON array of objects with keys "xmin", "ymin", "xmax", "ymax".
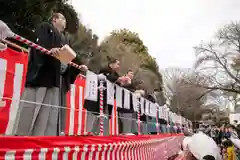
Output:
[
  {"xmin": 99, "ymin": 66, "xmax": 120, "ymax": 83},
  {"xmin": 84, "ymin": 66, "xmax": 120, "ymax": 115},
  {"xmin": 25, "ymin": 22, "xmax": 81, "ymax": 89}
]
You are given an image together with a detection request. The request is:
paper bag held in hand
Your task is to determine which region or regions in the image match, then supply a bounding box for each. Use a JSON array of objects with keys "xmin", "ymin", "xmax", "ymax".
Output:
[{"xmin": 58, "ymin": 45, "xmax": 76, "ymax": 65}]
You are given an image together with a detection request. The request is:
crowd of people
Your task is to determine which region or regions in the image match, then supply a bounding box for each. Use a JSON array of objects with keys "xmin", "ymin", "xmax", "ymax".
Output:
[
  {"xmin": 172, "ymin": 125, "xmax": 240, "ymax": 160},
  {"xmin": 210, "ymin": 125, "xmax": 240, "ymax": 160}
]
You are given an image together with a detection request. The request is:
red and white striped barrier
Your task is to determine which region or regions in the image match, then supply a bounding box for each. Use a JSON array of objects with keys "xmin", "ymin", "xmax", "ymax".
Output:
[
  {"xmin": 0, "ymin": 47, "xmax": 184, "ymax": 159},
  {"xmin": 0, "ymin": 48, "xmax": 28, "ymax": 135},
  {"xmin": 0, "ymin": 48, "xmax": 89, "ymax": 135},
  {"xmin": 65, "ymin": 76, "xmax": 87, "ymax": 136},
  {"xmin": 0, "ymin": 134, "xmax": 183, "ymax": 160}
]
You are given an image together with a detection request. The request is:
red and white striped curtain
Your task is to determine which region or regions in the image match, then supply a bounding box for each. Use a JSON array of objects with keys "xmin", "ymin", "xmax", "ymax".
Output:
[
  {"xmin": 65, "ymin": 75, "xmax": 87, "ymax": 135},
  {"xmin": 0, "ymin": 48, "xmax": 28, "ymax": 135},
  {"xmin": 109, "ymin": 100, "xmax": 118, "ymax": 135}
]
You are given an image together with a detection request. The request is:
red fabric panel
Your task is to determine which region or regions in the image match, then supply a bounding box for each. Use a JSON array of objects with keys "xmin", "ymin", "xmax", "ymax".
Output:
[{"xmin": 0, "ymin": 48, "xmax": 28, "ymax": 134}]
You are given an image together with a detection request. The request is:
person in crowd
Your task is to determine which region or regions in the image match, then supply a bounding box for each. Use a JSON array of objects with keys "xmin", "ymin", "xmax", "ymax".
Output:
[
  {"xmin": 14, "ymin": 12, "xmax": 87, "ymax": 136},
  {"xmin": 224, "ymin": 127, "xmax": 232, "ymax": 139},
  {"xmin": 222, "ymin": 139, "xmax": 237, "ymax": 160},
  {"xmin": 229, "ymin": 126, "xmax": 238, "ymax": 138},
  {"xmin": 176, "ymin": 132, "xmax": 221, "ymax": 160},
  {"xmin": 206, "ymin": 125, "xmax": 212, "ymax": 137},
  {"xmin": 211, "ymin": 127, "xmax": 217, "ymax": 143},
  {"xmin": 214, "ymin": 127, "xmax": 221, "ymax": 144},
  {"xmin": 217, "ymin": 127, "xmax": 225, "ymax": 145},
  {"xmin": 99, "ymin": 56, "xmax": 126, "ymax": 84},
  {"xmin": 121, "ymin": 69, "xmax": 135, "ymax": 91},
  {"xmin": 230, "ymin": 133, "xmax": 240, "ymax": 159}
]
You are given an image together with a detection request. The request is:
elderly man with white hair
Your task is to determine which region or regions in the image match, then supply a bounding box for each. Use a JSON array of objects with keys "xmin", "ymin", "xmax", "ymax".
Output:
[{"xmin": 176, "ymin": 131, "xmax": 222, "ymax": 160}]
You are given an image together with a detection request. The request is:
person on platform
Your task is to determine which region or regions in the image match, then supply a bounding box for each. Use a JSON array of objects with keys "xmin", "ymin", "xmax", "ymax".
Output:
[
  {"xmin": 121, "ymin": 69, "xmax": 135, "ymax": 90},
  {"xmin": 85, "ymin": 57, "xmax": 127, "ymax": 135},
  {"xmin": 119, "ymin": 69, "xmax": 137, "ymax": 134},
  {"xmin": 14, "ymin": 12, "xmax": 87, "ymax": 136}
]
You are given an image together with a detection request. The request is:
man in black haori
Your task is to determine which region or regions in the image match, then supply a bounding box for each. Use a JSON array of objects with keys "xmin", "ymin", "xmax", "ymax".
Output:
[{"xmin": 14, "ymin": 13, "xmax": 87, "ymax": 136}]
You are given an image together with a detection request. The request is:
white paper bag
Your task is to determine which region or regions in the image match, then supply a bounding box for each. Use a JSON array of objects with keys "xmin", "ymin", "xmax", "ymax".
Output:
[{"xmin": 58, "ymin": 45, "xmax": 76, "ymax": 65}]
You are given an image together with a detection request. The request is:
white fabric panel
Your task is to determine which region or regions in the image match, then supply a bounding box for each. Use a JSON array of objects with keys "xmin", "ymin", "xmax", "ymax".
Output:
[
  {"xmin": 115, "ymin": 85, "xmax": 122, "ymax": 108},
  {"xmin": 84, "ymin": 71, "xmax": 98, "ymax": 101},
  {"xmin": 106, "ymin": 80, "xmax": 114, "ymax": 105},
  {"xmin": 140, "ymin": 97, "xmax": 145, "ymax": 115},
  {"xmin": 123, "ymin": 89, "xmax": 130, "ymax": 109}
]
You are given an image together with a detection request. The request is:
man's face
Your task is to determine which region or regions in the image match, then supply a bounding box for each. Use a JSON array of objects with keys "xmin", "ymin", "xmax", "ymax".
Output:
[
  {"xmin": 127, "ymin": 71, "xmax": 134, "ymax": 79},
  {"xmin": 53, "ymin": 13, "xmax": 66, "ymax": 31},
  {"xmin": 110, "ymin": 60, "xmax": 120, "ymax": 71}
]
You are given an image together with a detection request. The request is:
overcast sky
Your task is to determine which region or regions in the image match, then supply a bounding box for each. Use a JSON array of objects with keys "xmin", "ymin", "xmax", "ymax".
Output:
[{"xmin": 71, "ymin": 0, "xmax": 240, "ymax": 69}]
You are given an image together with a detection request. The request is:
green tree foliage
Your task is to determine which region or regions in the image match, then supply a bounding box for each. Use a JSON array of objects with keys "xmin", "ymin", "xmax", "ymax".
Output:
[
  {"xmin": 68, "ymin": 23, "xmax": 99, "ymax": 65},
  {"xmin": 110, "ymin": 28, "xmax": 148, "ymax": 55},
  {"xmin": 105, "ymin": 29, "xmax": 162, "ymax": 84},
  {"xmin": 1, "ymin": 1, "xmax": 164, "ymax": 93},
  {"xmin": 1, "ymin": 0, "xmax": 79, "ymax": 40}
]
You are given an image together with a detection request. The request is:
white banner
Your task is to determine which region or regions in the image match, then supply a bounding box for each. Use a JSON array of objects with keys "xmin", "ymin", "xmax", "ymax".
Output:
[
  {"xmin": 132, "ymin": 93, "xmax": 139, "ymax": 112},
  {"xmin": 163, "ymin": 109, "xmax": 167, "ymax": 121},
  {"xmin": 123, "ymin": 89, "xmax": 130, "ymax": 109},
  {"xmin": 169, "ymin": 111, "xmax": 173, "ymax": 122},
  {"xmin": 156, "ymin": 104, "xmax": 160, "ymax": 118},
  {"xmin": 140, "ymin": 97, "xmax": 145, "ymax": 115},
  {"xmin": 159, "ymin": 107, "xmax": 163, "ymax": 119},
  {"xmin": 149, "ymin": 102, "xmax": 157, "ymax": 117},
  {"xmin": 145, "ymin": 100, "xmax": 150, "ymax": 116},
  {"xmin": 84, "ymin": 71, "xmax": 98, "ymax": 101},
  {"xmin": 106, "ymin": 80, "xmax": 114, "ymax": 105},
  {"xmin": 115, "ymin": 85, "xmax": 122, "ymax": 108}
]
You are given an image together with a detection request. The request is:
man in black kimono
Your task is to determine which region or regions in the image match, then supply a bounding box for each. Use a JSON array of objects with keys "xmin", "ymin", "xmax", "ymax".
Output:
[
  {"xmin": 14, "ymin": 13, "xmax": 87, "ymax": 136},
  {"xmin": 85, "ymin": 57, "xmax": 125, "ymax": 135}
]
